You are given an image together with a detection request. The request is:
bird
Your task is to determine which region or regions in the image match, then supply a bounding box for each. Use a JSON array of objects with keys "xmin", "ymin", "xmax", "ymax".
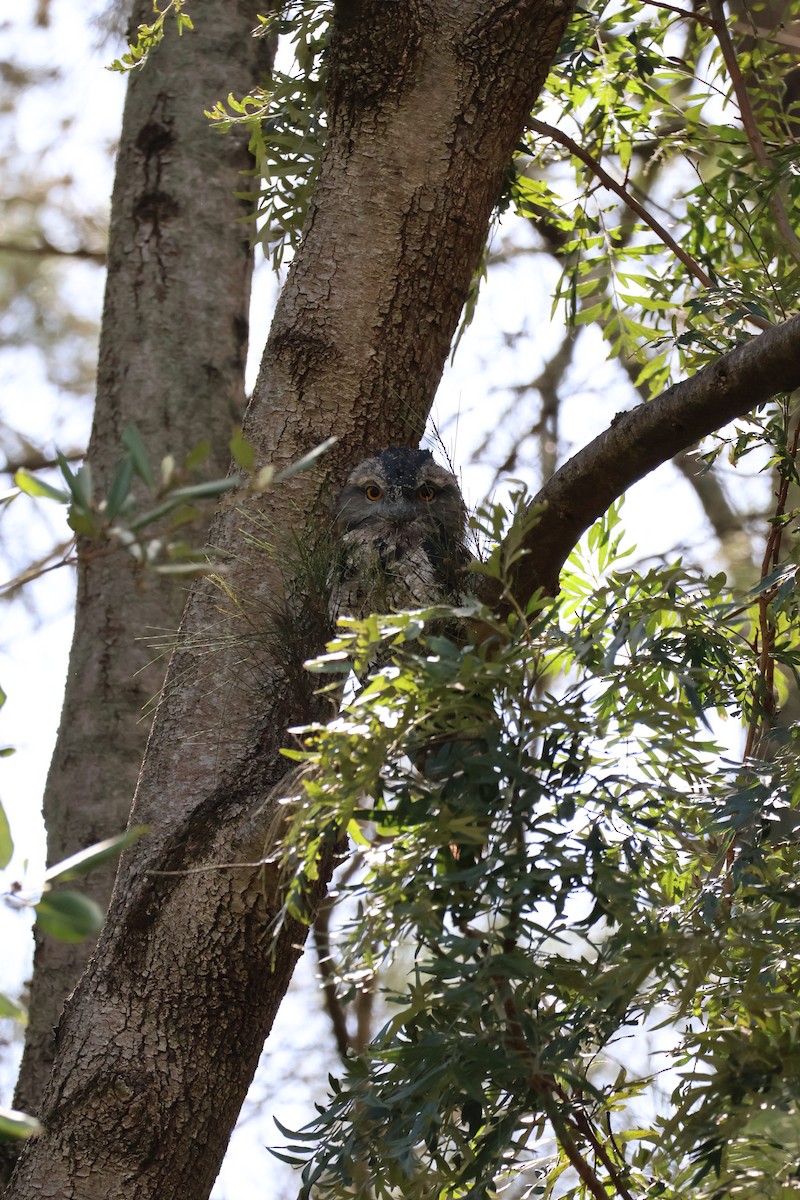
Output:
[
  {"xmin": 328, "ymin": 448, "xmax": 487, "ymax": 886},
  {"xmin": 329, "ymin": 446, "xmax": 469, "ymax": 624}
]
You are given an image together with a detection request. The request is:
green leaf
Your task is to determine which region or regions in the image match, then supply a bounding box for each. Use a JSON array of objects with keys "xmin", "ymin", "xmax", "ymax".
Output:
[
  {"xmin": 229, "ymin": 427, "xmax": 256, "ymax": 471},
  {"xmin": 121, "ymin": 426, "xmax": 155, "ymax": 487},
  {"xmin": 0, "ymin": 801, "xmax": 12, "ymax": 870},
  {"xmin": 57, "ymin": 452, "xmax": 92, "ymax": 509},
  {"xmin": 67, "ymin": 509, "xmax": 100, "ymax": 537},
  {"xmin": 0, "ymin": 992, "xmax": 26, "ymax": 1023},
  {"xmin": 13, "ymin": 469, "xmax": 70, "ymax": 504},
  {"xmin": 105, "ymin": 455, "xmax": 135, "ymax": 520},
  {"xmin": 0, "ymin": 1107, "xmax": 42, "ymax": 1141},
  {"xmin": 126, "ymin": 477, "xmax": 242, "ymax": 532},
  {"xmin": 35, "ymin": 891, "xmax": 105, "ymax": 942},
  {"xmin": 44, "ymin": 827, "xmax": 148, "ymax": 884},
  {"xmin": 183, "ymin": 439, "xmax": 211, "ymax": 471}
]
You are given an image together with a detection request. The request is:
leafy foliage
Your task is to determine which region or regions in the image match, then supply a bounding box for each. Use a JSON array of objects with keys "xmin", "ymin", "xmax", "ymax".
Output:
[
  {"xmin": 0, "ymin": 1106, "xmax": 41, "ymax": 1142},
  {"xmin": 512, "ymin": 0, "xmax": 800, "ymax": 394},
  {"xmin": 206, "ymin": 2, "xmax": 331, "ymax": 268},
  {"xmin": 6, "ymin": 427, "xmax": 258, "ymax": 589},
  {"xmin": 272, "ymin": 495, "xmax": 800, "ymax": 1198},
  {"xmin": 6, "ymin": 427, "xmax": 338, "ymax": 591},
  {"xmin": 0, "ymin": 822, "xmax": 147, "ymax": 1135},
  {"xmin": 206, "ymin": 0, "xmax": 799, "ymax": 413},
  {"xmin": 108, "ymin": 0, "xmax": 195, "ymax": 74},
  {"xmin": 5, "ymin": 0, "xmax": 800, "ymax": 1188}
]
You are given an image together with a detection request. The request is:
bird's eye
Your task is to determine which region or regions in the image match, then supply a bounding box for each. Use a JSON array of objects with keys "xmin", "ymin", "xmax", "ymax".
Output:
[
  {"xmin": 365, "ymin": 484, "xmax": 383, "ymax": 501},
  {"xmin": 418, "ymin": 483, "xmax": 436, "ymax": 502}
]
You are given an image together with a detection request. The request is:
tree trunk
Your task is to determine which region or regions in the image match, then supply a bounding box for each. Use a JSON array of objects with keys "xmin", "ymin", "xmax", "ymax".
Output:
[
  {"xmin": 8, "ymin": 0, "xmax": 273, "ymax": 1133},
  {"xmin": 4, "ymin": 2, "xmax": 576, "ymax": 1197}
]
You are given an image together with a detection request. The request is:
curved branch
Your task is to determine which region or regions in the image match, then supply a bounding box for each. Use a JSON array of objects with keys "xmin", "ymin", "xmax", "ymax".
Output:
[
  {"xmin": 514, "ymin": 311, "xmax": 800, "ymax": 597},
  {"xmin": 527, "ymin": 116, "xmax": 716, "ymax": 293}
]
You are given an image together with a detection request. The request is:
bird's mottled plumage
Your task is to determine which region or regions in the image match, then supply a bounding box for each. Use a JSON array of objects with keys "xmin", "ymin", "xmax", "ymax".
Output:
[{"xmin": 329, "ymin": 447, "xmax": 468, "ymax": 621}]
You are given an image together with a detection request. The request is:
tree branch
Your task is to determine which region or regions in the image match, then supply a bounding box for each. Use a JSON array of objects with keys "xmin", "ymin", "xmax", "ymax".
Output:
[
  {"xmin": 1, "ymin": 449, "xmax": 84, "ymax": 475},
  {"xmin": 708, "ymin": 0, "xmax": 800, "ymax": 266},
  {"xmin": 513, "ymin": 311, "xmax": 800, "ymax": 597},
  {"xmin": 313, "ymin": 897, "xmax": 351, "ymax": 1059},
  {"xmin": 0, "ymin": 239, "xmax": 106, "ymax": 263},
  {"xmin": 527, "ymin": 117, "xmax": 716, "ymax": 293},
  {"xmin": 640, "ymin": 0, "xmax": 715, "ymax": 27}
]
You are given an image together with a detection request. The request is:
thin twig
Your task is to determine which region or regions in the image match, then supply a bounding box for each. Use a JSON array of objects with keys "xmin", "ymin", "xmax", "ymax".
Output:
[
  {"xmin": 527, "ymin": 116, "xmax": 714, "ymax": 290},
  {"xmin": 500, "ymin": 984, "xmax": 635, "ymax": 1200},
  {"xmin": 540, "ymin": 1094, "xmax": 611, "ymax": 1200},
  {"xmin": 1, "ymin": 449, "xmax": 84, "ymax": 475},
  {"xmin": 707, "ymin": 0, "xmax": 800, "ymax": 266},
  {"xmin": 743, "ymin": 410, "xmax": 800, "ymax": 760},
  {"xmin": 354, "ymin": 979, "xmax": 374, "ymax": 1054},
  {"xmin": 0, "ymin": 543, "xmax": 77, "ymax": 596},
  {"xmin": 0, "ymin": 239, "xmax": 106, "ymax": 263},
  {"xmin": 313, "ymin": 896, "xmax": 351, "ymax": 1058},
  {"xmin": 640, "ymin": 0, "xmax": 715, "ymax": 28},
  {"xmin": 565, "ymin": 1101, "xmax": 635, "ymax": 1199}
]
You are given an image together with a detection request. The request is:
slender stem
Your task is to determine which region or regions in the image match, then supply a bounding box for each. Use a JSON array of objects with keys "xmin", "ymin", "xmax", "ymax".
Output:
[
  {"xmin": 527, "ymin": 116, "xmax": 714, "ymax": 290},
  {"xmin": 0, "ymin": 543, "xmax": 77, "ymax": 595},
  {"xmin": 567, "ymin": 1103, "xmax": 635, "ymax": 1200},
  {"xmin": 313, "ymin": 892, "xmax": 351, "ymax": 1058},
  {"xmin": 640, "ymin": 0, "xmax": 715, "ymax": 27},
  {"xmin": 743, "ymin": 410, "xmax": 800, "ymax": 760},
  {"xmin": 1, "ymin": 450, "xmax": 85, "ymax": 475},
  {"xmin": 540, "ymin": 1093, "xmax": 611, "ymax": 1200},
  {"xmin": 0, "ymin": 240, "xmax": 106, "ymax": 263},
  {"xmin": 500, "ymin": 986, "xmax": 634, "ymax": 1200},
  {"xmin": 707, "ymin": 0, "xmax": 800, "ymax": 266}
]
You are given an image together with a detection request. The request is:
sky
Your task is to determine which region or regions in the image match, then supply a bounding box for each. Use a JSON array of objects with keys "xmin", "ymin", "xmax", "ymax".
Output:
[{"xmin": 0, "ymin": 2, "xmax": 772, "ymax": 1196}]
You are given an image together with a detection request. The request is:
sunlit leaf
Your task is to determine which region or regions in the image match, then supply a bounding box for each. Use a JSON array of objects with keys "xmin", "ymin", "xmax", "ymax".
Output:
[
  {"xmin": 13, "ymin": 469, "xmax": 70, "ymax": 504},
  {"xmin": 0, "ymin": 800, "xmax": 12, "ymax": 870},
  {"xmin": 0, "ymin": 1107, "xmax": 41, "ymax": 1141},
  {"xmin": 44, "ymin": 827, "xmax": 148, "ymax": 884}
]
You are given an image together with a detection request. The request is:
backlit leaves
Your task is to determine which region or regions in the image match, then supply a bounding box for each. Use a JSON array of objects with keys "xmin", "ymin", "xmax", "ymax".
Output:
[{"xmin": 271, "ymin": 495, "xmax": 800, "ymax": 1198}]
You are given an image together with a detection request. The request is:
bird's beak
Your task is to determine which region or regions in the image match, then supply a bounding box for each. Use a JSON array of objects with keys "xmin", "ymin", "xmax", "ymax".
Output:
[{"xmin": 380, "ymin": 497, "xmax": 417, "ymax": 523}]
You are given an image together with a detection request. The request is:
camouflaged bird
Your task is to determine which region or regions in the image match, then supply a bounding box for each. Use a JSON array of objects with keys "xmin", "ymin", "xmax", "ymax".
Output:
[{"xmin": 329, "ymin": 447, "xmax": 469, "ymax": 623}]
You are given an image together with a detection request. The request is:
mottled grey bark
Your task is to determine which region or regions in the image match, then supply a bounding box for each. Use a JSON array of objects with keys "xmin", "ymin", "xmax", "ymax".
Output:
[
  {"xmin": 9, "ymin": 0, "xmax": 273, "ymax": 1133},
  {"xmin": 5, "ymin": 2, "xmax": 577, "ymax": 1197}
]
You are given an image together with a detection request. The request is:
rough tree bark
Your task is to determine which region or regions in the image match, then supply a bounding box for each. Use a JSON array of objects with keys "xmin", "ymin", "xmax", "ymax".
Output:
[
  {"xmin": 520, "ymin": 312, "xmax": 800, "ymax": 597},
  {"xmin": 8, "ymin": 0, "xmax": 273, "ymax": 1135},
  {"xmin": 5, "ymin": 2, "xmax": 577, "ymax": 1197},
  {"xmin": 7, "ymin": 0, "xmax": 800, "ymax": 1197}
]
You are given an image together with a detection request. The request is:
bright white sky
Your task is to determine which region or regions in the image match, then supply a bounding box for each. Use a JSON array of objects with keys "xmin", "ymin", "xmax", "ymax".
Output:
[{"xmin": 0, "ymin": 2, "xmax": 770, "ymax": 1196}]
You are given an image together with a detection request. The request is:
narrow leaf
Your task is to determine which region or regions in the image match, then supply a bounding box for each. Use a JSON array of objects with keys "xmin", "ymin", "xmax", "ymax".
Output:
[
  {"xmin": 105, "ymin": 455, "xmax": 135, "ymax": 520},
  {"xmin": 230, "ymin": 427, "xmax": 256, "ymax": 471},
  {"xmin": 44, "ymin": 826, "xmax": 148, "ymax": 883},
  {"xmin": 35, "ymin": 891, "xmax": 105, "ymax": 942},
  {"xmin": 0, "ymin": 800, "xmax": 12, "ymax": 870},
  {"xmin": 121, "ymin": 426, "xmax": 156, "ymax": 487},
  {"xmin": 274, "ymin": 436, "xmax": 338, "ymax": 482},
  {"xmin": 0, "ymin": 1107, "xmax": 42, "ymax": 1140},
  {"xmin": 0, "ymin": 993, "xmax": 26, "ymax": 1023},
  {"xmin": 13, "ymin": 469, "xmax": 70, "ymax": 504}
]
